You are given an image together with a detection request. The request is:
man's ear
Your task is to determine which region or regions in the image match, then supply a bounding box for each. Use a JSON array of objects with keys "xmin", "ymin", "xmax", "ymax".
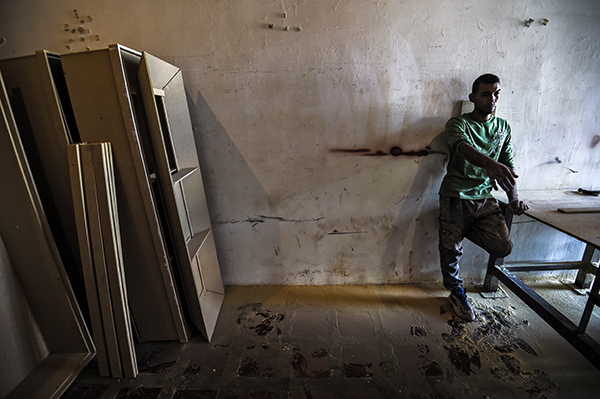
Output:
[{"xmin": 468, "ymin": 92, "xmax": 475, "ymax": 103}]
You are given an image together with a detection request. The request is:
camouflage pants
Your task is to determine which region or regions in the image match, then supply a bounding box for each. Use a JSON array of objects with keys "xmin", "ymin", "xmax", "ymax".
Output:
[{"xmin": 438, "ymin": 195, "xmax": 513, "ymax": 291}]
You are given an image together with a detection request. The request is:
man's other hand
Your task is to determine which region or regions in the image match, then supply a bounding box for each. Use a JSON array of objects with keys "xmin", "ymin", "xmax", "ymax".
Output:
[{"xmin": 507, "ymin": 199, "xmax": 528, "ymax": 215}]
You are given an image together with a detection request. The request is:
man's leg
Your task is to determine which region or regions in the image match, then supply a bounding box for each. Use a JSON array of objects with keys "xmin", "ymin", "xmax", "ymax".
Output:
[
  {"xmin": 466, "ymin": 198, "xmax": 513, "ymax": 259},
  {"xmin": 438, "ymin": 196, "xmax": 467, "ymax": 291},
  {"xmin": 439, "ymin": 196, "xmax": 476, "ymax": 321}
]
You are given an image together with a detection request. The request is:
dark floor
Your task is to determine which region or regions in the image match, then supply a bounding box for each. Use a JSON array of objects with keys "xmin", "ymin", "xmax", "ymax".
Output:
[{"xmin": 61, "ymin": 284, "xmax": 600, "ymax": 399}]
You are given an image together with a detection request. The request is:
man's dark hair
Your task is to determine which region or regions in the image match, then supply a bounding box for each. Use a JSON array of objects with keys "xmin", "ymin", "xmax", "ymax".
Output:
[{"xmin": 472, "ymin": 74, "xmax": 500, "ymax": 95}]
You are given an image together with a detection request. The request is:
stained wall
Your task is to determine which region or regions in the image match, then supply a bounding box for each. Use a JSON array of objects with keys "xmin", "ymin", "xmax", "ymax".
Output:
[{"xmin": 1, "ymin": 0, "xmax": 599, "ymax": 285}]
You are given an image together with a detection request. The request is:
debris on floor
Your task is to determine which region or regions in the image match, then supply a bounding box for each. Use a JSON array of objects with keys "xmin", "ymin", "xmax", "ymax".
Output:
[{"xmin": 62, "ymin": 285, "xmax": 599, "ymax": 399}]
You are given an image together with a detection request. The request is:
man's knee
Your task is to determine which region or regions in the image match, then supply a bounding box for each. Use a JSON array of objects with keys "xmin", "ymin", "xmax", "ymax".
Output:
[{"xmin": 490, "ymin": 240, "xmax": 513, "ymax": 258}]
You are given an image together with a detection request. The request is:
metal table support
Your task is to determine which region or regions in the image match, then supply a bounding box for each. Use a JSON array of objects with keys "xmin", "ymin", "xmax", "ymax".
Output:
[{"xmin": 483, "ymin": 192, "xmax": 600, "ymax": 369}]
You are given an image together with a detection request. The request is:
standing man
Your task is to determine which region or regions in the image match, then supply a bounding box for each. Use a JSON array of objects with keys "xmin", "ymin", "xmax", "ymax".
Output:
[{"xmin": 438, "ymin": 73, "xmax": 528, "ymax": 321}]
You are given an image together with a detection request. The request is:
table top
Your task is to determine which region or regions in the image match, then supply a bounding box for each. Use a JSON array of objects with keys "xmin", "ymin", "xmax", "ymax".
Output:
[{"xmin": 495, "ymin": 190, "xmax": 600, "ymax": 248}]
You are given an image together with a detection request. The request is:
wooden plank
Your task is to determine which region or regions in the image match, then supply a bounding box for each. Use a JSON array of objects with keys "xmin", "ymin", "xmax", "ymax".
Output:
[
  {"xmin": 91, "ymin": 143, "xmax": 138, "ymax": 378},
  {"xmin": 558, "ymin": 207, "xmax": 600, "ymax": 214},
  {"xmin": 81, "ymin": 144, "xmax": 122, "ymax": 377},
  {"xmin": 67, "ymin": 145, "xmax": 110, "ymax": 377}
]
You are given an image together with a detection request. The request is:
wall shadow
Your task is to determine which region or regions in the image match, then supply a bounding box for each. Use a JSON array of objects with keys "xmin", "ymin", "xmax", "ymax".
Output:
[
  {"xmin": 376, "ymin": 102, "xmax": 470, "ymax": 283},
  {"xmin": 186, "ymin": 90, "xmax": 284, "ymax": 285},
  {"xmin": 378, "ymin": 130, "xmax": 448, "ymax": 282}
]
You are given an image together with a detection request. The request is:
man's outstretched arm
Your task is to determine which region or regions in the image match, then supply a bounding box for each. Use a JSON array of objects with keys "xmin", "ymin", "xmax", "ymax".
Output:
[{"xmin": 458, "ymin": 142, "xmax": 528, "ymax": 215}]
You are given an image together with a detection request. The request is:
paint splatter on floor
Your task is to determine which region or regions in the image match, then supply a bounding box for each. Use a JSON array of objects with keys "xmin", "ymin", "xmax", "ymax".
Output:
[
  {"xmin": 440, "ymin": 299, "xmax": 558, "ymax": 398},
  {"xmin": 236, "ymin": 303, "xmax": 285, "ymax": 336}
]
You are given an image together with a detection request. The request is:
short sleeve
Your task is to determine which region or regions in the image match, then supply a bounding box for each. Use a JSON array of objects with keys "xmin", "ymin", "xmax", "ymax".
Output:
[{"xmin": 445, "ymin": 117, "xmax": 471, "ymax": 154}]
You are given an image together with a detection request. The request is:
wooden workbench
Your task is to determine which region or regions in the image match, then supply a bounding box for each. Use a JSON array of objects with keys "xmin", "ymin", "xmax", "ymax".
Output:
[{"xmin": 484, "ymin": 190, "xmax": 600, "ymax": 368}]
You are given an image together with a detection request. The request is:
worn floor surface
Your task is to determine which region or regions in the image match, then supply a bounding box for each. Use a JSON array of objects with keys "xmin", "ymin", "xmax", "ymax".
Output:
[{"xmin": 62, "ymin": 283, "xmax": 600, "ymax": 399}]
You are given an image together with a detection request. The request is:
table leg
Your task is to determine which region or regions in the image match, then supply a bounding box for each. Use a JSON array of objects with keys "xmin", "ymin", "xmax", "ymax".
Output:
[
  {"xmin": 574, "ymin": 244, "xmax": 599, "ymax": 289},
  {"xmin": 484, "ymin": 256, "xmax": 501, "ymax": 292},
  {"xmin": 577, "ymin": 264, "xmax": 600, "ymax": 334}
]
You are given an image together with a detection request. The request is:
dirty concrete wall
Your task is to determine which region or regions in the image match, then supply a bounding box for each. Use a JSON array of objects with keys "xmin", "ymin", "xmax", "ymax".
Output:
[{"xmin": 1, "ymin": 0, "xmax": 599, "ymax": 286}]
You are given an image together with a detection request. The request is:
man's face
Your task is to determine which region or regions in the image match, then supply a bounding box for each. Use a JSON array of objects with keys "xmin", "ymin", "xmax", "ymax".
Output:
[{"xmin": 469, "ymin": 82, "xmax": 501, "ymax": 117}]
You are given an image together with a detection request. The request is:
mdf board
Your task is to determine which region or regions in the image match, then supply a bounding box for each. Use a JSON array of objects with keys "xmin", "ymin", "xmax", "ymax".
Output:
[
  {"xmin": 0, "ymin": 71, "xmax": 94, "ymax": 399},
  {"xmin": 138, "ymin": 52, "xmax": 224, "ymax": 342},
  {"xmin": 68, "ymin": 143, "xmax": 137, "ymax": 378},
  {"xmin": 61, "ymin": 44, "xmax": 189, "ymax": 343},
  {"xmin": 0, "ymin": 51, "xmax": 84, "ymax": 308}
]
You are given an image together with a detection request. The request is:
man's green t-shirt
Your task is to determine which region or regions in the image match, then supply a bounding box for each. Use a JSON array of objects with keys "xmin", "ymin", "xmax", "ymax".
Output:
[{"xmin": 439, "ymin": 113, "xmax": 515, "ymax": 200}]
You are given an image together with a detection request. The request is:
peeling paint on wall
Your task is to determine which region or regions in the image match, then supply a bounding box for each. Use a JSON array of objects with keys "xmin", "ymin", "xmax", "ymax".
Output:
[{"xmin": 62, "ymin": 9, "xmax": 100, "ymax": 52}]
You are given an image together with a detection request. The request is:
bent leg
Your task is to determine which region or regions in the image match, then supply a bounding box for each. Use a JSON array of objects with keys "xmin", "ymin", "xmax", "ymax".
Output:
[{"xmin": 466, "ymin": 199, "xmax": 513, "ymax": 258}]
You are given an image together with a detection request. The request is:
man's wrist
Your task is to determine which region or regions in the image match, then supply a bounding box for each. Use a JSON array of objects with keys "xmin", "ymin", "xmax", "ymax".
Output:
[{"xmin": 480, "ymin": 155, "xmax": 497, "ymax": 171}]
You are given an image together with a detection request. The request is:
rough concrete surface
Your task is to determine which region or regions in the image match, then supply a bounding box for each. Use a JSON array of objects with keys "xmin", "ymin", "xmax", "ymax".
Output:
[
  {"xmin": 2, "ymin": 1, "xmax": 598, "ymax": 286},
  {"xmin": 62, "ymin": 284, "xmax": 600, "ymax": 398}
]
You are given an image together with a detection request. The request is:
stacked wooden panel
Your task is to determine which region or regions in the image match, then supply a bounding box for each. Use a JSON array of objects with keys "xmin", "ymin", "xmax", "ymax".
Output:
[
  {"xmin": 0, "ymin": 50, "xmax": 86, "ymax": 315},
  {"xmin": 0, "ymin": 71, "xmax": 94, "ymax": 399},
  {"xmin": 61, "ymin": 44, "xmax": 190, "ymax": 343},
  {"xmin": 0, "ymin": 44, "xmax": 224, "ymax": 389},
  {"xmin": 68, "ymin": 142, "xmax": 137, "ymax": 379},
  {"xmin": 138, "ymin": 52, "xmax": 225, "ymax": 342}
]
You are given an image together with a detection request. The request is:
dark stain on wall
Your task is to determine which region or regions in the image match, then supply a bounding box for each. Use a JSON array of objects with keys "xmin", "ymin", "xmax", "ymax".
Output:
[{"xmin": 330, "ymin": 146, "xmax": 443, "ymax": 157}]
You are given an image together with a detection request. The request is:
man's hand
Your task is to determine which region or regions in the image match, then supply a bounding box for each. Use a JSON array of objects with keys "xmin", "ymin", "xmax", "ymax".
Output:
[
  {"xmin": 485, "ymin": 163, "xmax": 518, "ymax": 192},
  {"xmin": 507, "ymin": 199, "xmax": 528, "ymax": 215},
  {"xmin": 458, "ymin": 143, "xmax": 519, "ymax": 192}
]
